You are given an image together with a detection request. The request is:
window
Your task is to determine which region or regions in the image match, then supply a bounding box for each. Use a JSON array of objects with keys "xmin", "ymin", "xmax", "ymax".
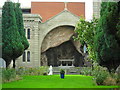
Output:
[
  {"xmin": 23, "ymin": 52, "xmax": 26, "ymax": 62},
  {"xmin": 27, "ymin": 28, "xmax": 30, "ymax": 39},
  {"xmin": 27, "ymin": 51, "xmax": 30, "ymax": 62}
]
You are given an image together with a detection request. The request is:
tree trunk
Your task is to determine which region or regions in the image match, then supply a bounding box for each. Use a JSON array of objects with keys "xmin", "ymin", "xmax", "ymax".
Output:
[
  {"xmin": 6, "ymin": 61, "xmax": 10, "ymax": 68},
  {"xmin": 6, "ymin": 60, "xmax": 11, "ymax": 68},
  {"xmin": 13, "ymin": 59, "xmax": 16, "ymax": 68}
]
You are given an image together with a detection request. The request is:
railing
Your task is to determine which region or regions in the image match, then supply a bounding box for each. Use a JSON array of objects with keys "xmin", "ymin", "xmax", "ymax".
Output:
[
  {"xmin": 59, "ymin": 59, "xmax": 74, "ymax": 67},
  {"xmin": 53, "ymin": 67, "xmax": 81, "ymax": 75}
]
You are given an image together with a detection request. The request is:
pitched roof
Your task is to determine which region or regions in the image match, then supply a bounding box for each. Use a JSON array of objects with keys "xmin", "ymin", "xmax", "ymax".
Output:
[{"xmin": 31, "ymin": 2, "xmax": 85, "ymax": 22}]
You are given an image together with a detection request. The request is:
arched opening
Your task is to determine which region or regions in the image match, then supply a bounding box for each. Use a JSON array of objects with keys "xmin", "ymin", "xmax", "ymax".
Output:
[{"xmin": 41, "ymin": 25, "xmax": 84, "ymax": 67}]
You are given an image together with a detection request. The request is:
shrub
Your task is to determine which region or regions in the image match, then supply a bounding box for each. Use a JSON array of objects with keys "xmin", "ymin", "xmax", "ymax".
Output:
[
  {"xmin": 115, "ymin": 73, "xmax": 120, "ymax": 85},
  {"xmin": 39, "ymin": 66, "xmax": 49, "ymax": 75},
  {"xmin": 80, "ymin": 63, "xmax": 110, "ymax": 85},
  {"xmin": 92, "ymin": 72, "xmax": 108, "ymax": 85},
  {"xmin": 16, "ymin": 66, "xmax": 49, "ymax": 76},
  {"xmin": 43, "ymin": 72, "xmax": 47, "ymax": 75},
  {"xmin": 79, "ymin": 63, "xmax": 119, "ymax": 85},
  {"xmin": 2, "ymin": 66, "xmax": 49, "ymax": 83},
  {"xmin": 103, "ymin": 77, "xmax": 116, "ymax": 85},
  {"xmin": 80, "ymin": 67, "xmax": 92, "ymax": 76},
  {"xmin": 2, "ymin": 68, "xmax": 16, "ymax": 83},
  {"xmin": 24, "ymin": 68, "xmax": 38, "ymax": 75},
  {"xmin": 111, "ymin": 73, "xmax": 120, "ymax": 85},
  {"xmin": 16, "ymin": 67, "xmax": 25, "ymax": 75},
  {"xmin": 91, "ymin": 65, "xmax": 110, "ymax": 85},
  {"xmin": 60, "ymin": 69, "xmax": 65, "ymax": 74}
]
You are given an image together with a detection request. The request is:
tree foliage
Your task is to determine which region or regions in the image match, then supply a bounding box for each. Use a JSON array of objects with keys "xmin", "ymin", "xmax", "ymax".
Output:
[
  {"xmin": 2, "ymin": 1, "xmax": 24, "ymax": 67},
  {"xmin": 116, "ymin": 1, "xmax": 120, "ymax": 45},
  {"xmin": 75, "ymin": 1, "xmax": 120, "ymax": 70},
  {"xmin": 74, "ymin": 17, "xmax": 98, "ymax": 61},
  {"xmin": 14, "ymin": 3, "xmax": 29, "ymax": 50},
  {"xmin": 12, "ymin": 3, "xmax": 29, "ymax": 68},
  {"xmin": 94, "ymin": 2, "xmax": 120, "ymax": 70}
]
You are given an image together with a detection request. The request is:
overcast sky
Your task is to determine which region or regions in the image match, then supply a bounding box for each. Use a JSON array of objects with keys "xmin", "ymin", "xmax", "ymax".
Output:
[{"xmin": 0, "ymin": 0, "xmax": 93, "ymax": 21}]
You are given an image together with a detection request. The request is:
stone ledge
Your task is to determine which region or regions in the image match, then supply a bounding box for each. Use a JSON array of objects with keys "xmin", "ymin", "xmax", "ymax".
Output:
[{"xmin": 23, "ymin": 14, "xmax": 42, "ymax": 21}]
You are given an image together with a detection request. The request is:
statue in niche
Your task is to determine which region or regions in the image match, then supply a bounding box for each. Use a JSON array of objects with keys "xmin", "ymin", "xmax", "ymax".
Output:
[{"xmin": 83, "ymin": 44, "xmax": 87, "ymax": 53}]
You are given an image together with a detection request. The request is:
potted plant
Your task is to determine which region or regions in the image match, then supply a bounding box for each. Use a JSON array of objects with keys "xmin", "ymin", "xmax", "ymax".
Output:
[{"xmin": 60, "ymin": 69, "xmax": 65, "ymax": 79}]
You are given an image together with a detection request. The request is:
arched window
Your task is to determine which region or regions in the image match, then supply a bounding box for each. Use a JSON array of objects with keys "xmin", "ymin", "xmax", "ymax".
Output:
[
  {"xmin": 27, "ymin": 28, "xmax": 30, "ymax": 39},
  {"xmin": 27, "ymin": 51, "xmax": 30, "ymax": 62},
  {"xmin": 23, "ymin": 51, "xmax": 26, "ymax": 62}
]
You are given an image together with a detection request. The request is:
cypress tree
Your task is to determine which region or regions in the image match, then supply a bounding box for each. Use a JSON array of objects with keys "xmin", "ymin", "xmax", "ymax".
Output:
[
  {"xmin": 116, "ymin": 1, "xmax": 120, "ymax": 46},
  {"xmin": 94, "ymin": 2, "xmax": 120, "ymax": 70},
  {"xmin": 12, "ymin": 3, "xmax": 29, "ymax": 68},
  {"xmin": 14, "ymin": 3, "xmax": 29, "ymax": 50},
  {"xmin": 2, "ymin": 1, "xmax": 24, "ymax": 67}
]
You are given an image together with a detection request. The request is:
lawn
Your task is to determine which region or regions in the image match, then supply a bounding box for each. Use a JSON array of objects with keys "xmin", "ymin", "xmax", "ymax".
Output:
[{"xmin": 2, "ymin": 75, "xmax": 119, "ymax": 89}]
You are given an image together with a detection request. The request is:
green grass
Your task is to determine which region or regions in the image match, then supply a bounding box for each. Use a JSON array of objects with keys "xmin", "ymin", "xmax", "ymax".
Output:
[{"xmin": 2, "ymin": 75, "xmax": 119, "ymax": 88}]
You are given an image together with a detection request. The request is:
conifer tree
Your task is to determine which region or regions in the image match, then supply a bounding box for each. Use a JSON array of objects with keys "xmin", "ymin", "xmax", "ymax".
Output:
[
  {"xmin": 12, "ymin": 3, "xmax": 29, "ymax": 68},
  {"xmin": 94, "ymin": 2, "xmax": 120, "ymax": 70},
  {"xmin": 116, "ymin": 1, "xmax": 120, "ymax": 46},
  {"xmin": 2, "ymin": 1, "xmax": 24, "ymax": 67},
  {"xmin": 14, "ymin": 3, "xmax": 29, "ymax": 50}
]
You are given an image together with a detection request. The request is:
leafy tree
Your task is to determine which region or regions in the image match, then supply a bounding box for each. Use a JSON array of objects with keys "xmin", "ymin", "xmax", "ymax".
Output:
[
  {"xmin": 2, "ymin": 1, "xmax": 24, "ymax": 67},
  {"xmin": 116, "ymin": 1, "xmax": 120, "ymax": 46},
  {"xmin": 94, "ymin": 2, "xmax": 120, "ymax": 70},
  {"xmin": 75, "ymin": 2, "xmax": 120, "ymax": 70},
  {"xmin": 13, "ymin": 3, "xmax": 29, "ymax": 68},
  {"xmin": 74, "ymin": 17, "xmax": 98, "ymax": 61}
]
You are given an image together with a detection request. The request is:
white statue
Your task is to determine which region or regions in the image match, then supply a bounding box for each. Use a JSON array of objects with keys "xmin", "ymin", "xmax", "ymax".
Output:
[{"xmin": 48, "ymin": 65, "xmax": 53, "ymax": 75}]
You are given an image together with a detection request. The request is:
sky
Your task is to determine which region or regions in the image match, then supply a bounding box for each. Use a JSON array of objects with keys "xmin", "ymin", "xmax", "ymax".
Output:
[{"xmin": 0, "ymin": 0, "xmax": 93, "ymax": 21}]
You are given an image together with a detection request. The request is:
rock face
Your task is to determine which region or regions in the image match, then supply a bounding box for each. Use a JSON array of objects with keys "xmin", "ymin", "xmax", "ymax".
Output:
[
  {"xmin": 41, "ymin": 53, "xmax": 47, "ymax": 66},
  {"xmin": 72, "ymin": 40, "xmax": 82, "ymax": 54},
  {"xmin": 41, "ymin": 26, "xmax": 75, "ymax": 52},
  {"xmin": 41, "ymin": 26, "xmax": 84, "ymax": 67},
  {"xmin": 41, "ymin": 25, "xmax": 82, "ymax": 54},
  {"xmin": 41, "ymin": 41, "xmax": 84, "ymax": 67},
  {"xmin": 116, "ymin": 65, "xmax": 120, "ymax": 74}
]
